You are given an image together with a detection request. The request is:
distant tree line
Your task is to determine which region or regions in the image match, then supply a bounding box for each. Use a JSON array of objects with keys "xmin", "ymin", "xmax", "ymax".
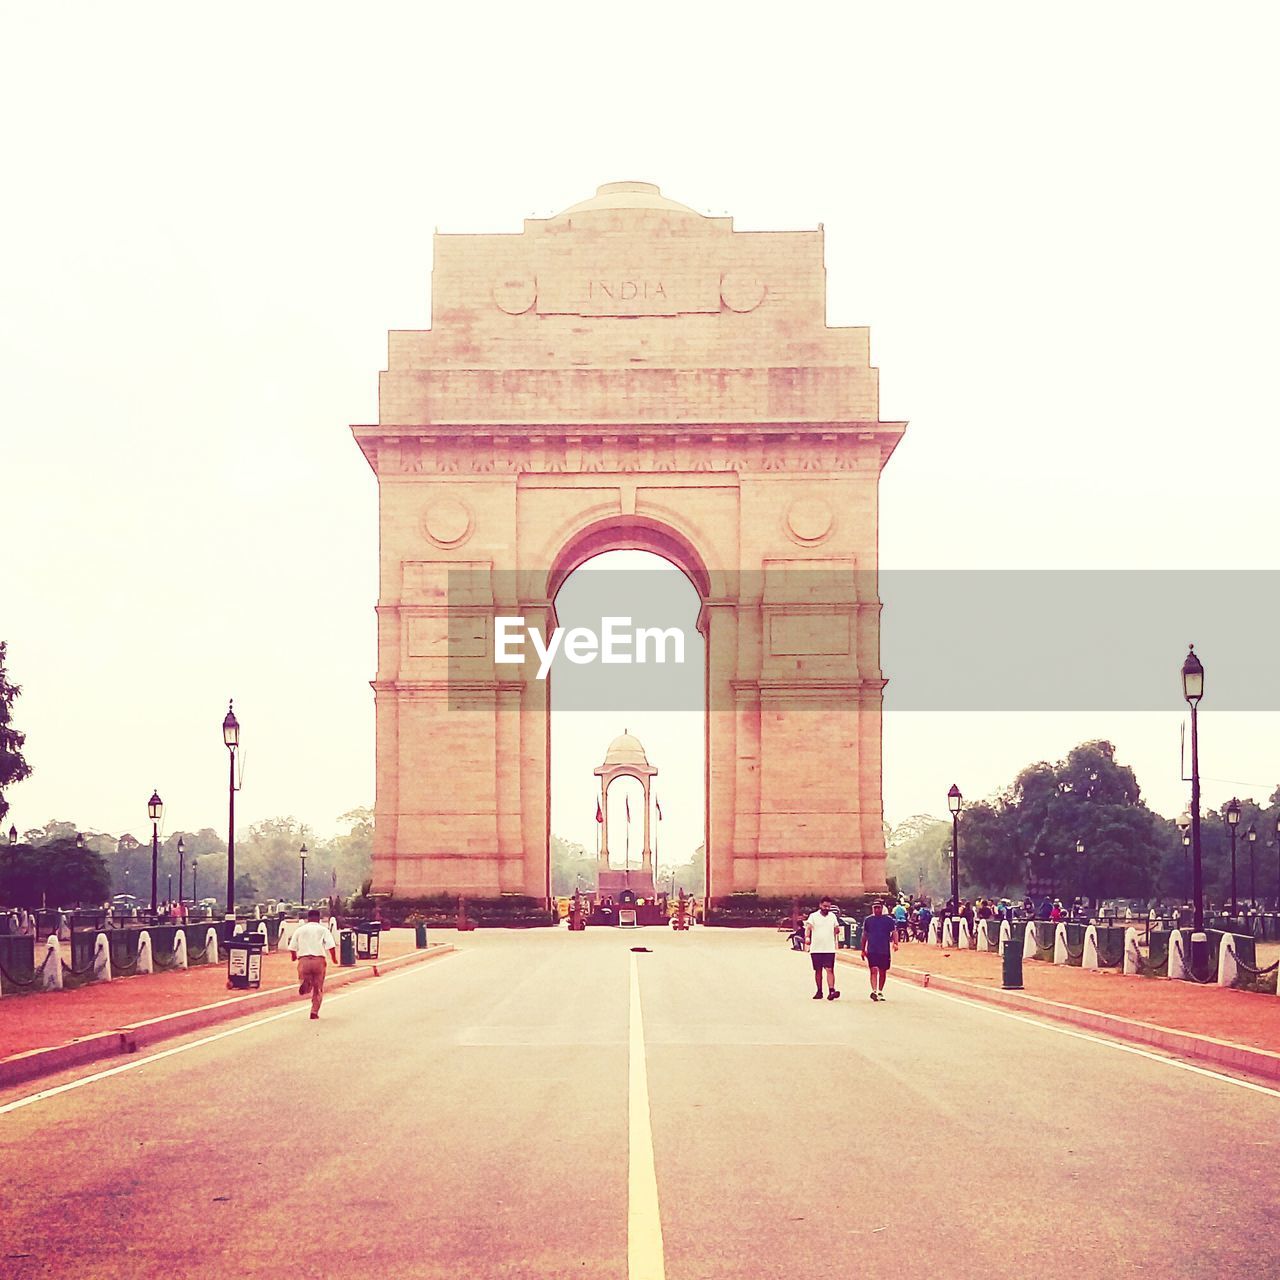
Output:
[
  {"xmin": 886, "ymin": 740, "xmax": 1280, "ymax": 906},
  {"xmin": 2, "ymin": 810, "xmax": 374, "ymax": 911}
]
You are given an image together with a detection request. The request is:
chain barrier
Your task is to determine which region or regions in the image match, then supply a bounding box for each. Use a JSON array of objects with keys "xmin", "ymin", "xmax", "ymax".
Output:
[
  {"xmin": 1172, "ymin": 936, "xmax": 1217, "ymax": 985},
  {"xmin": 187, "ymin": 944, "xmax": 210, "ymax": 964},
  {"xmin": 1128, "ymin": 939, "xmax": 1161, "ymax": 975},
  {"xmin": 1225, "ymin": 940, "xmax": 1280, "ymax": 980},
  {"xmin": 150, "ymin": 951, "xmax": 183, "ymax": 972},
  {"xmin": 61, "ymin": 950, "xmax": 101, "ymax": 979},
  {"xmin": 0, "ymin": 946, "xmax": 53, "ymax": 990}
]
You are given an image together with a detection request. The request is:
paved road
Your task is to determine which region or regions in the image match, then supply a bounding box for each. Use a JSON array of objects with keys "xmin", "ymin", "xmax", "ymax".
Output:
[{"xmin": 3, "ymin": 930, "xmax": 1279, "ymax": 1278}]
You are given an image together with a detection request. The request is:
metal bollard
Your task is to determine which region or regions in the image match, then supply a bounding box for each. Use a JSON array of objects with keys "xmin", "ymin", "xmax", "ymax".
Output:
[{"xmin": 1002, "ymin": 940, "xmax": 1024, "ymax": 989}]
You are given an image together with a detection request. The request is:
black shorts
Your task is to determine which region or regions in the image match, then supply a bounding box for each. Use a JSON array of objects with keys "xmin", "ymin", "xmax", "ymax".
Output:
[
  {"xmin": 810, "ymin": 952, "xmax": 836, "ymax": 971},
  {"xmin": 866, "ymin": 951, "xmax": 891, "ymax": 971}
]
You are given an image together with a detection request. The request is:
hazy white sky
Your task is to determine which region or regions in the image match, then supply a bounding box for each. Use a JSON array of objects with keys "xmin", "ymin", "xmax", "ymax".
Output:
[{"xmin": 3, "ymin": 2, "xmax": 1278, "ymax": 859}]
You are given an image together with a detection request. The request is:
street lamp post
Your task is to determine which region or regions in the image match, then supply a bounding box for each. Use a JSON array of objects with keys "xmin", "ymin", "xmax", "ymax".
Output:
[
  {"xmin": 299, "ymin": 842, "xmax": 308, "ymax": 906},
  {"xmin": 223, "ymin": 701, "xmax": 240, "ymax": 921},
  {"xmin": 1246, "ymin": 826, "xmax": 1257, "ymax": 907},
  {"xmin": 1224, "ymin": 796, "xmax": 1242, "ymax": 916},
  {"xmin": 177, "ymin": 836, "xmax": 185, "ymax": 904},
  {"xmin": 192, "ymin": 858, "xmax": 199, "ymax": 906},
  {"xmin": 1181, "ymin": 646, "xmax": 1205, "ymax": 937},
  {"xmin": 947, "ymin": 784, "xmax": 963, "ymax": 912},
  {"xmin": 1175, "ymin": 809, "xmax": 1191, "ymax": 905},
  {"xmin": 7, "ymin": 825, "xmax": 15, "ymax": 846},
  {"xmin": 1074, "ymin": 839, "xmax": 1085, "ymax": 911},
  {"xmin": 147, "ymin": 790, "xmax": 164, "ymax": 915},
  {"xmin": 1269, "ymin": 814, "xmax": 1280, "ymax": 916}
]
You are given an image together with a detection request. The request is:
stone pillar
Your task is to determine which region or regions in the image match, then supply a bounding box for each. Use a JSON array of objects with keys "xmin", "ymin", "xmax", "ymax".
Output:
[
  {"xmin": 641, "ymin": 776, "xmax": 653, "ymax": 876},
  {"xmin": 93, "ymin": 933, "xmax": 112, "ymax": 982}
]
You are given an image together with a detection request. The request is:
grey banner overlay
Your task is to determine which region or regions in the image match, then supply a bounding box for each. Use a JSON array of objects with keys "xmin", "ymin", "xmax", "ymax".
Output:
[{"xmin": 444, "ymin": 569, "xmax": 1280, "ymax": 712}]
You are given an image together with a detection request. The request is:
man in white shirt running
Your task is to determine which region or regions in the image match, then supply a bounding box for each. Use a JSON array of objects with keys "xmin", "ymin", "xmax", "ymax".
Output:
[
  {"xmin": 289, "ymin": 909, "xmax": 338, "ymax": 1019},
  {"xmin": 804, "ymin": 896, "xmax": 841, "ymax": 1000}
]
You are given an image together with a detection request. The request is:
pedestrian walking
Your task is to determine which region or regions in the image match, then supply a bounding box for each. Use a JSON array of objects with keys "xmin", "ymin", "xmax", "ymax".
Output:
[
  {"xmin": 804, "ymin": 896, "xmax": 841, "ymax": 1000},
  {"xmin": 289, "ymin": 908, "xmax": 338, "ymax": 1019},
  {"xmin": 861, "ymin": 899, "xmax": 899, "ymax": 1001}
]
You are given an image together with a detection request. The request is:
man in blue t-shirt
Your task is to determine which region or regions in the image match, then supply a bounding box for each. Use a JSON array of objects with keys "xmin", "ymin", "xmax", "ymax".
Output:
[
  {"xmin": 861, "ymin": 899, "xmax": 900, "ymax": 1001},
  {"xmin": 891, "ymin": 900, "xmax": 909, "ymax": 943}
]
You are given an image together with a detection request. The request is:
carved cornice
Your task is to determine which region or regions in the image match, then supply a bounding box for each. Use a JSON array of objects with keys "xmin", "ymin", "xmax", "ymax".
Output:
[{"xmin": 353, "ymin": 422, "xmax": 906, "ymax": 477}]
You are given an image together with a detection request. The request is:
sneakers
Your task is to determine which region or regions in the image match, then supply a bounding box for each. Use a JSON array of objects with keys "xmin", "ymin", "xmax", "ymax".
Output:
[
  {"xmin": 877, "ymin": 991, "xmax": 887, "ymax": 1001},
  {"xmin": 298, "ymin": 982, "xmax": 308, "ymax": 996},
  {"xmin": 870, "ymin": 991, "xmax": 879, "ymax": 1001},
  {"xmin": 827, "ymin": 990, "xmax": 840, "ymax": 1000},
  {"xmin": 812, "ymin": 991, "xmax": 824, "ymax": 1000},
  {"xmin": 310, "ymin": 1011, "xmax": 319, "ymax": 1019}
]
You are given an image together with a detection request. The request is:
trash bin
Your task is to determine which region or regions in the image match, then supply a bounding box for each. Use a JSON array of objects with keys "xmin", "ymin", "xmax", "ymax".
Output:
[
  {"xmin": 355, "ymin": 922, "xmax": 381, "ymax": 959},
  {"xmin": 339, "ymin": 929, "xmax": 356, "ymax": 967},
  {"xmin": 841, "ymin": 918, "xmax": 855, "ymax": 949},
  {"xmin": 226, "ymin": 932, "xmax": 264, "ymax": 990},
  {"xmin": 414, "ymin": 922, "xmax": 428, "ymax": 949},
  {"xmin": 1002, "ymin": 940, "xmax": 1024, "ymax": 989}
]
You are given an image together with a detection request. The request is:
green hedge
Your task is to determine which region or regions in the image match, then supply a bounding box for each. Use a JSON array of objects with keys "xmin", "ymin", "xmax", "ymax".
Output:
[
  {"xmin": 708, "ymin": 892, "xmax": 880, "ymax": 927},
  {"xmin": 357, "ymin": 894, "xmax": 555, "ymax": 928}
]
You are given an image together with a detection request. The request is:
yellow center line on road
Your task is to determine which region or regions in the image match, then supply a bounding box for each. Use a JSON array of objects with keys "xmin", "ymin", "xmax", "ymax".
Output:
[{"xmin": 629, "ymin": 952, "xmax": 666, "ymax": 1280}]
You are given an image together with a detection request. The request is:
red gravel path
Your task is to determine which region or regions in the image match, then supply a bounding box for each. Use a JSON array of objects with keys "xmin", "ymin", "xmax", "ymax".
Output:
[
  {"xmin": 0, "ymin": 927, "xmax": 420, "ymax": 1060},
  {"xmin": 860, "ymin": 942, "xmax": 1280, "ymax": 1054}
]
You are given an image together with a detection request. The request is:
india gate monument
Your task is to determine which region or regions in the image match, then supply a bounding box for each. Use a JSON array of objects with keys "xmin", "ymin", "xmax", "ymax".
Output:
[{"xmin": 352, "ymin": 182, "xmax": 905, "ymax": 906}]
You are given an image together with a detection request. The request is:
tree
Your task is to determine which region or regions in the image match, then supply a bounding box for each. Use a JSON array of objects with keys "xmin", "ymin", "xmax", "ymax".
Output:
[
  {"xmin": 944, "ymin": 740, "xmax": 1167, "ymax": 903},
  {"xmin": 0, "ymin": 837, "xmax": 110, "ymax": 908},
  {"xmin": 234, "ymin": 872, "xmax": 261, "ymax": 903},
  {"xmin": 551, "ymin": 834, "xmax": 595, "ymax": 896},
  {"xmin": 0, "ymin": 642, "xmax": 32, "ymax": 826},
  {"xmin": 884, "ymin": 817, "xmax": 950, "ymax": 899}
]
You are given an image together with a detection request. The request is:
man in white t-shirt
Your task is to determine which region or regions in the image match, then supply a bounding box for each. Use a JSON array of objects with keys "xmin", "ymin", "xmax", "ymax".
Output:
[
  {"xmin": 289, "ymin": 909, "xmax": 338, "ymax": 1019},
  {"xmin": 804, "ymin": 896, "xmax": 841, "ymax": 1001}
]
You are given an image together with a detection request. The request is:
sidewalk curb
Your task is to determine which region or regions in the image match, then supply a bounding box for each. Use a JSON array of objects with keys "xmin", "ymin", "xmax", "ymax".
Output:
[
  {"xmin": 0, "ymin": 944, "xmax": 457, "ymax": 1091},
  {"xmin": 836, "ymin": 951, "xmax": 1280, "ymax": 1083}
]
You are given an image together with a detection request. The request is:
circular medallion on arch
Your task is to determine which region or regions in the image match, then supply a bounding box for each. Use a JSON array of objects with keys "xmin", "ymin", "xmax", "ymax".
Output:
[
  {"xmin": 421, "ymin": 497, "xmax": 474, "ymax": 549},
  {"xmin": 720, "ymin": 273, "xmax": 766, "ymax": 313},
  {"xmin": 785, "ymin": 496, "xmax": 835, "ymax": 546},
  {"xmin": 493, "ymin": 276, "xmax": 537, "ymax": 315}
]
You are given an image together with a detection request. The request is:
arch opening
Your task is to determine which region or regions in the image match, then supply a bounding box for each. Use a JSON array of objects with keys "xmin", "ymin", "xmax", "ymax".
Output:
[{"xmin": 547, "ymin": 546, "xmax": 708, "ymax": 916}]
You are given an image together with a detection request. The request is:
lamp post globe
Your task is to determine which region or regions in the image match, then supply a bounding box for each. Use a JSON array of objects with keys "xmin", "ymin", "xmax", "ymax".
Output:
[
  {"xmin": 1181, "ymin": 645, "xmax": 1206, "ymax": 935},
  {"xmin": 223, "ymin": 701, "xmax": 239, "ymax": 922},
  {"xmin": 146, "ymin": 791, "xmax": 164, "ymax": 915},
  {"xmin": 947, "ymin": 784, "xmax": 963, "ymax": 913},
  {"xmin": 1224, "ymin": 796, "xmax": 1242, "ymax": 916}
]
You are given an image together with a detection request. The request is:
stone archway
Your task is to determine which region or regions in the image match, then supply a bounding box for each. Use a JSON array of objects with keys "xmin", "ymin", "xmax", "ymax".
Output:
[{"xmin": 353, "ymin": 182, "xmax": 905, "ymax": 905}]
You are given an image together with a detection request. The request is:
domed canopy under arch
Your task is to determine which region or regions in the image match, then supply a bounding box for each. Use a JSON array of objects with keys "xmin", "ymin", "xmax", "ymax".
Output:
[{"xmin": 601, "ymin": 731, "xmax": 651, "ymax": 770}]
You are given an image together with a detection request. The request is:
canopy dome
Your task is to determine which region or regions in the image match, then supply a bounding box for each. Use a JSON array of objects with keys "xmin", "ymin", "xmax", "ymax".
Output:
[
  {"xmin": 556, "ymin": 181, "xmax": 701, "ymax": 219},
  {"xmin": 602, "ymin": 732, "xmax": 650, "ymax": 768}
]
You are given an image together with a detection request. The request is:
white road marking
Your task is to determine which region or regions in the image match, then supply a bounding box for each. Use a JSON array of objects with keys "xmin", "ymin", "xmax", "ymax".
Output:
[
  {"xmin": 0, "ymin": 951, "xmax": 460, "ymax": 1116},
  {"xmin": 916, "ymin": 982, "xmax": 1280, "ymax": 1099},
  {"xmin": 629, "ymin": 952, "xmax": 666, "ymax": 1280}
]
